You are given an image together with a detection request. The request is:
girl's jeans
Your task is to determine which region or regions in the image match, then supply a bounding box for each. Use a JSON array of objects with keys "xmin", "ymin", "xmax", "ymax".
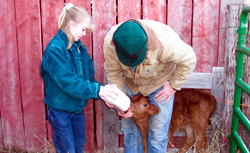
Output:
[
  {"xmin": 121, "ymin": 85, "xmax": 174, "ymax": 153},
  {"xmin": 48, "ymin": 108, "xmax": 86, "ymax": 153}
]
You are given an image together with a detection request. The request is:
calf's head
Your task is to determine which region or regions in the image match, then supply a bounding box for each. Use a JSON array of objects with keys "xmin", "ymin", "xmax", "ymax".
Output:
[
  {"xmin": 130, "ymin": 94, "xmax": 160, "ymax": 120},
  {"xmin": 129, "ymin": 94, "xmax": 160, "ymax": 153}
]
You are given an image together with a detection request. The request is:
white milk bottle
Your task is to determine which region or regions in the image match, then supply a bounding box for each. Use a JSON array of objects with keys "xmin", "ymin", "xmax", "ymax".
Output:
[{"xmin": 101, "ymin": 86, "xmax": 131, "ymax": 112}]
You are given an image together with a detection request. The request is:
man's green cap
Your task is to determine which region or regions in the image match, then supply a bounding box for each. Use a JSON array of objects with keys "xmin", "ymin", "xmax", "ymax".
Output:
[{"xmin": 113, "ymin": 20, "xmax": 148, "ymax": 67}]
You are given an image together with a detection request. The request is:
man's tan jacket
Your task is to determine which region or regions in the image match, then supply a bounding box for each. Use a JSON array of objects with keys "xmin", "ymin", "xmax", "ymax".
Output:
[{"xmin": 103, "ymin": 20, "xmax": 197, "ymax": 96}]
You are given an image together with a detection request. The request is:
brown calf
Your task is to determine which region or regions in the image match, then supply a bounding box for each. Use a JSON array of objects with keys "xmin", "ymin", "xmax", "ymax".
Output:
[
  {"xmin": 130, "ymin": 95, "xmax": 160, "ymax": 153},
  {"xmin": 130, "ymin": 88, "xmax": 217, "ymax": 153}
]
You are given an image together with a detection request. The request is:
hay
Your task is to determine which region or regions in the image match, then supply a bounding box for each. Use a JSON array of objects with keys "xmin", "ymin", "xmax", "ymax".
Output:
[{"xmin": 167, "ymin": 116, "xmax": 227, "ymax": 153}]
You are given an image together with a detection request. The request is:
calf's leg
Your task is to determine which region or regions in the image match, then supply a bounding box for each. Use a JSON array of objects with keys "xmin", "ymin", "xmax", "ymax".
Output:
[
  {"xmin": 179, "ymin": 124, "xmax": 195, "ymax": 153},
  {"xmin": 191, "ymin": 117, "xmax": 208, "ymax": 153}
]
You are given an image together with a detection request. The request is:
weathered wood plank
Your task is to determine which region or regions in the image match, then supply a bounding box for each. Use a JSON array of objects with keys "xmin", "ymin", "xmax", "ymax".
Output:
[
  {"xmin": 223, "ymin": 4, "xmax": 245, "ymax": 152},
  {"xmin": 15, "ymin": 0, "xmax": 46, "ymax": 151},
  {"xmin": 103, "ymin": 105, "xmax": 120, "ymax": 152},
  {"xmin": 209, "ymin": 67, "xmax": 225, "ymax": 151},
  {"xmin": 192, "ymin": 0, "xmax": 220, "ymax": 72},
  {"xmin": 182, "ymin": 73, "xmax": 212, "ymax": 89},
  {"xmin": 92, "ymin": 0, "xmax": 116, "ymax": 151},
  {"xmin": 211, "ymin": 67, "xmax": 224, "ymax": 119},
  {"xmin": 65, "ymin": 1, "xmax": 96, "ymax": 152},
  {"xmin": 142, "ymin": 0, "xmax": 166, "ymax": 24},
  {"xmin": 117, "ymin": 0, "xmax": 141, "ymax": 23},
  {"xmin": 167, "ymin": 0, "xmax": 192, "ymax": 45},
  {"xmin": 103, "ymin": 70, "xmax": 120, "ymax": 153},
  {"xmin": 218, "ymin": 0, "xmax": 245, "ymax": 67},
  {"xmin": 0, "ymin": 0, "xmax": 26, "ymax": 150},
  {"xmin": 41, "ymin": 0, "xmax": 64, "ymax": 52}
]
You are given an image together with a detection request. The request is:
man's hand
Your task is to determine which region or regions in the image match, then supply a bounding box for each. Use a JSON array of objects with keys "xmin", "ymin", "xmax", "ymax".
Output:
[
  {"xmin": 154, "ymin": 82, "xmax": 176, "ymax": 103},
  {"xmin": 117, "ymin": 109, "xmax": 133, "ymax": 118}
]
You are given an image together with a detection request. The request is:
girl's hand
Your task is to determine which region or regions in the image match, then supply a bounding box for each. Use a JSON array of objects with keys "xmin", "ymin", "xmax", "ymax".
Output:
[
  {"xmin": 105, "ymin": 101, "xmax": 115, "ymax": 109},
  {"xmin": 99, "ymin": 84, "xmax": 118, "ymax": 104},
  {"xmin": 154, "ymin": 82, "xmax": 176, "ymax": 103},
  {"xmin": 117, "ymin": 109, "xmax": 133, "ymax": 118}
]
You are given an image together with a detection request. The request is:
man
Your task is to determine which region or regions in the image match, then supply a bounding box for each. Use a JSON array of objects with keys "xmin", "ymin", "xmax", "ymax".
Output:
[{"xmin": 103, "ymin": 19, "xmax": 196, "ymax": 153}]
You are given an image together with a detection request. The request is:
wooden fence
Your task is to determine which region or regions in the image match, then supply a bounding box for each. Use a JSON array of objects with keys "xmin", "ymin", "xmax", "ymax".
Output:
[{"xmin": 0, "ymin": 0, "xmax": 248, "ymax": 152}]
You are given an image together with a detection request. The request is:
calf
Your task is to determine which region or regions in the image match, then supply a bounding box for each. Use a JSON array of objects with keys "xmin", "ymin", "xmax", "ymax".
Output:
[
  {"xmin": 130, "ymin": 88, "xmax": 217, "ymax": 153},
  {"xmin": 130, "ymin": 95, "xmax": 160, "ymax": 153}
]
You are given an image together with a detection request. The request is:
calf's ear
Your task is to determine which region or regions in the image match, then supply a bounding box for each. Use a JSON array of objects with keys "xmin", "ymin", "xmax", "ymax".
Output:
[{"xmin": 148, "ymin": 105, "xmax": 160, "ymax": 115}]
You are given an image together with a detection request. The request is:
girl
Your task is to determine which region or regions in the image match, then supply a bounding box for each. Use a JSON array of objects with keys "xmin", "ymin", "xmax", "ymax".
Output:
[{"xmin": 40, "ymin": 3, "xmax": 115, "ymax": 153}]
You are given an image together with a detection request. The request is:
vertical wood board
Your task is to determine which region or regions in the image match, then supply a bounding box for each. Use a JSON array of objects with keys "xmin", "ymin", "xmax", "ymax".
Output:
[
  {"xmin": 218, "ymin": 0, "xmax": 245, "ymax": 67},
  {"xmin": 142, "ymin": 0, "xmax": 166, "ymax": 24},
  {"xmin": 167, "ymin": 0, "xmax": 192, "ymax": 45},
  {"xmin": 211, "ymin": 67, "xmax": 225, "ymax": 120},
  {"xmin": 41, "ymin": 0, "xmax": 64, "ymax": 52},
  {"xmin": 223, "ymin": 4, "xmax": 245, "ymax": 152},
  {"xmin": 0, "ymin": 0, "xmax": 26, "ymax": 150},
  {"xmin": 192, "ymin": 0, "xmax": 220, "ymax": 72},
  {"xmin": 210, "ymin": 67, "xmax": 225, "ymax": 150},
  {"xmin": 15, "ymin": 0, "xmax": 46, "ymax": 151},
  {"xmin": 92, "ymin": 0, "xmax": 116, "ymax": 151},
  {"xmin": 117, "ymin": 0, "xmax": 141, "ymax": 23},
  {"xmin": 103, "ymin": 106, "xmax": 120, "ymax": 152}
]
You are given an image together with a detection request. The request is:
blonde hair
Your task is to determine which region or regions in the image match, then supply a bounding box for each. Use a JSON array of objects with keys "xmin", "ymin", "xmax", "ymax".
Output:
[{"xmin": 58, "ymin": 5, "xmax": 95, "ymax": 49}]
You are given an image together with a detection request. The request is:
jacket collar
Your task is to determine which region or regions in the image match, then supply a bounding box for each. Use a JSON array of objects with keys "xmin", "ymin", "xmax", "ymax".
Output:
[
  {"xmin": 58, "ymin": 29, "xmax": 83, "ymax": 51},
  {"xmin": 110, "ymin": 19, "xmax": 163, "ymax": 50},
  {"xmin": 69, "ymin": 40, "xmax": 83, "ymax": 52}
]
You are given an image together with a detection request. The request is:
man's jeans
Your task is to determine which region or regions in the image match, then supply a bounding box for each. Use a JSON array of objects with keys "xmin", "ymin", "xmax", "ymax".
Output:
[
  {"xmin": 48, "ymin": 108, "xmax": 86, "ymax": 153},
  {"xmin": 121, "ymin": 86, "xmax": 174, "ymax": 153}
]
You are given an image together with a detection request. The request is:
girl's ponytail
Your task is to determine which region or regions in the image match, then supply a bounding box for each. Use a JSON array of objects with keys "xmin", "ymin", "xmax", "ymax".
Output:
[
  {"xmin": 57, "ymin": 3, "xmax": 94, "ymax": 49},
  {"xmin": 58, "ymin": 7, "xmax": 67, "ymax": 30}
]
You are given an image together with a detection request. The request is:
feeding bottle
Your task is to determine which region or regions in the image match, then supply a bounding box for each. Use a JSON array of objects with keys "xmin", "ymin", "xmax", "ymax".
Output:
[{"xmin": 101, "ymin": 86, "xmax": 131, "ymax": 112}]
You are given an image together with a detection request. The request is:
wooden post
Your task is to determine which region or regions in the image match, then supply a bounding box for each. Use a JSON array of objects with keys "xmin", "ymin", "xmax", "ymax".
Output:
[
  {"xmin": 218, "ymin": 0, "xmax": 246, "ymax": 67},
  {"xmin": 211, "ymin": 67, "xmax": 224, "ymax": 121},
  {"xmin": 223, "ymin": 4, "xmax": 245, "ymax": 153}
]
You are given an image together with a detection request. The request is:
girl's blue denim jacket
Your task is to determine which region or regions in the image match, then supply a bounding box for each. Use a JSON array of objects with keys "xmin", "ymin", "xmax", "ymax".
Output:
[{"xmin": 41, "ymin": 30, "xmax": 102, "ymax": 113}]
